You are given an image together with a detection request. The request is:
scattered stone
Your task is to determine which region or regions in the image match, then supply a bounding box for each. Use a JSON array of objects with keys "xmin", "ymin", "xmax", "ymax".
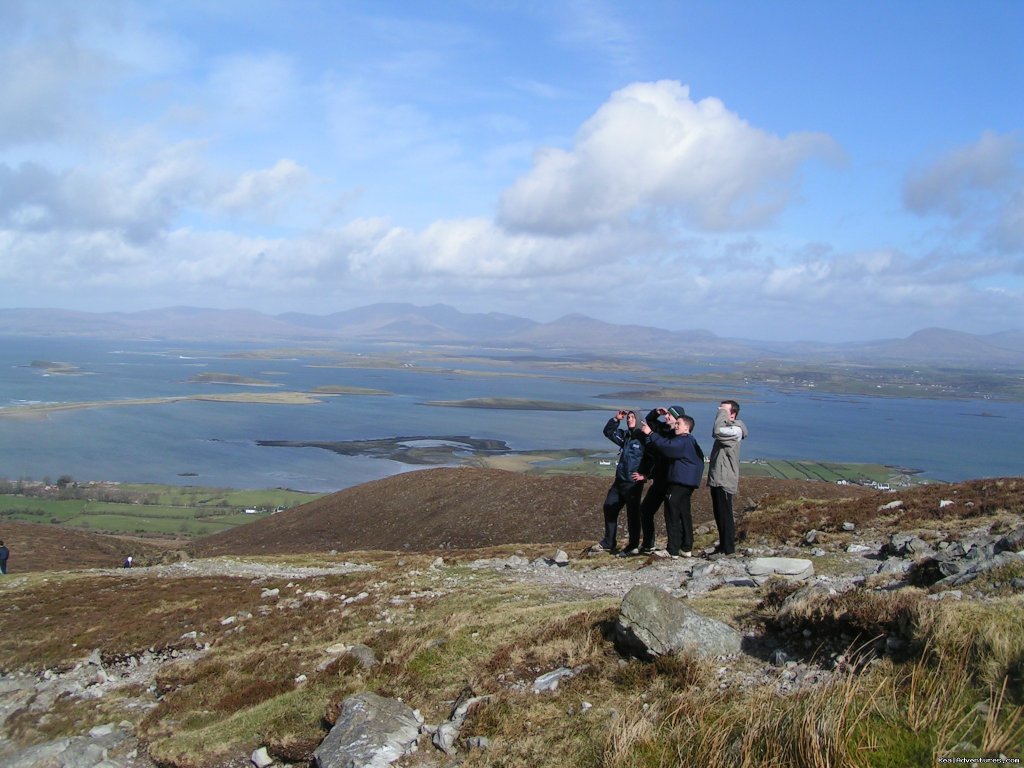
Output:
[
  {"xmin": 432, "ymin": 692, "xmax": 493, "ymax": 754},
  {"xmin": 939, "ymin": 499, "xmax": 955, "ymax": 508},
  {"xmin": 841, "ymin": 522, "xmax": 856, "ymax": 532},
  {"xmin": 552, "ymin": 549, "xmax": 570, "ymax": 566},
  {"xmin": 878, "ymin": 500, "xmax": 903, "ymax": 511},
  {"xmin": 260, "ymin": 588, "xmax": 280, "ymax": 599},
  {"xmin": 803, "ymin": 530, "xmax": 818, "ymax": 546},
  {"xmin": 533, "ymin": 667, "xmax": 577, "ymax": 693},
  {"xmin": 252, "ymin": 745, "xmax": 274, "ymax": 768}
]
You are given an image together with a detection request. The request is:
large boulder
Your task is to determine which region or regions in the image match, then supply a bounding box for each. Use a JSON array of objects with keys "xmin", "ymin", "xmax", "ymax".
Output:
[
  {"xmin": 313, "ymin": 692, "xmax": 420, "ymax": 768},
  {"xmin": 615, "ymin": 584, "xmax": 741, "ymax": 659}
]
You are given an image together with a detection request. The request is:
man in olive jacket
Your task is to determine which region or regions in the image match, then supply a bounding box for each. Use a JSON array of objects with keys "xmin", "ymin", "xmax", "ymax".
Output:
[{"xmin": 707, "ymin": 400, "xmax": 748, "ymax": 555}]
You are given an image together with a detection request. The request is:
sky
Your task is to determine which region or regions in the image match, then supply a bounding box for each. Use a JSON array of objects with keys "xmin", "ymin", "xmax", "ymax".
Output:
[{"xmin": 0, "ymin": 0, "xmax": 1022, "ymax": 342}]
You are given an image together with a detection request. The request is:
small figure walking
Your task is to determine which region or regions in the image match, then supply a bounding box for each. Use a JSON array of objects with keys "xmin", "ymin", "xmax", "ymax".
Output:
[
  {"xmin": 0, "ymin": 540, "xmax": 9, "ymax": 574},
  {"xmin": 123, "ymin": 556, "xmax": 133, "ymax": 568}
]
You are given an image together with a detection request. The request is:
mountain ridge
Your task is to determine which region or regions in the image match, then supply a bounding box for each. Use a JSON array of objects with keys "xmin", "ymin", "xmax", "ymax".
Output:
[{"xmin": 1, "ymin": 304, "xmax": 1022, "ymax": 366}]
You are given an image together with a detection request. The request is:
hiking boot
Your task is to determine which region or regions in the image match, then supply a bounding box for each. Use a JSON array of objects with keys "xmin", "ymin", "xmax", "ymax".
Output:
[
  {"xmin": 617, "ymin": 546, "xmax": 640, "ymax": 557},
  {"xmin": 639, "ymin": 546, "xmax": 656, "ymax": 555}
]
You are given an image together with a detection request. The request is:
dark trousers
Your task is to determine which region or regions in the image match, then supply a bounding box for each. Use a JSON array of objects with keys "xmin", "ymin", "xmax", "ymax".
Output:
[
  {"xmin": 664, "ymin": 484, "xmax": 695, "ymax": 555},
  {"xmin": 710, "ymin": 485, "xmax": 736, "ymax": 554},
  {"xmin": 639, "ymin": 479, "xmax": 667, "ymax": 550},
  {"xmin": 600, "ymin": 481, "xmax": 642, "ymax": 550}
]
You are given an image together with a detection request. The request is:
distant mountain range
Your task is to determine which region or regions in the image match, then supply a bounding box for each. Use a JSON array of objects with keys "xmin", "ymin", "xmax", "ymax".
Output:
[{"xmin": 2, "ymin": 304, "xmax": 1023, "ymax": 367}]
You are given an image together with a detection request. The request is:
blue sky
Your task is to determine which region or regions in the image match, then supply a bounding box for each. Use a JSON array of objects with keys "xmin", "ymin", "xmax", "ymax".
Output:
[{"xmin": 1, "ymin": 0, "xmax": 1021, "ymax": 341}]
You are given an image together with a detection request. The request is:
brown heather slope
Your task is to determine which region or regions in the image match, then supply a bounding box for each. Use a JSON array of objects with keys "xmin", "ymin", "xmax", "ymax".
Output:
[
  {"xmin": 0, "ymin": 520, "xmax": 165, "ymax": 573},
  {"xmin": 190, "ymin": 466, "xmax": 879, "ymax": 556}
]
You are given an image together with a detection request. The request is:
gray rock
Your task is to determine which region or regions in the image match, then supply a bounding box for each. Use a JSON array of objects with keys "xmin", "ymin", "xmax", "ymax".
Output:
[
  {"xmin": 933, "ymin": 551, "xmax": 1024, "ymax": 589},
  {"xmin": 347, "ymin": 643, "xmax": 378, "ymax": 670},
  {"xmin": 841, "ymin": 522, "xmax": 856, "ymax": 532},
  {"xmin": 313, "ymin": 692, "xmax": 420, "ymax": 768},
  {"xmin": 533, "ymin": 667, "xmax": 575, "ymax": 693},
  {"xmin": 803, "ymin": 530, "xmax": 818, "ymax": 545},
  {"xmin": 432, "ymin": 721, "xmax": 460, "ymax": 755},
  {"xmin": 876, "ymin": 558, "xmax": 912, "ymax": 576},
  {"xmin": 251, "ymin": 746, "xmax": 274, "ymax": 768},
  {"xmin": 615, "ymin": 584, "xmax": 741, "ymax": 659},
  {"xmin": 432, "ymin": 694, "xmax": 492, "ymax": 755},
  {"xmin": 552, "ymin": 549, "xmax": 570, "ymax": 566},
  {"xmin": 995, "ymin": 526, "xmax": 1024, "ymax": 554},
  {"xmin": 746, "ymin": 557, "xmax": 815, "ymax": 584}
]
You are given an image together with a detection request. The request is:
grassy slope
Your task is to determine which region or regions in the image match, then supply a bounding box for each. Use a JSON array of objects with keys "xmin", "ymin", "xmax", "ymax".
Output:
[{"xmin": 0, "ymin": 473, "xmax": 1021, "ymax": 767}]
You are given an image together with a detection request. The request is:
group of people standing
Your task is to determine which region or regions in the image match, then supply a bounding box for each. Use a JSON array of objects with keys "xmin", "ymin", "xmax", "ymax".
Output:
[{"xmin": 597, "ymin": 401, "xmax": 748, "ymax": 559}]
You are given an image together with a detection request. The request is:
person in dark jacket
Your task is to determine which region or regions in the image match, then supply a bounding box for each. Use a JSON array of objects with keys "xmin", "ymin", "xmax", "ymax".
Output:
[
  {"xmin": 641, "ymin": 411, "xmax": 705, "ymax": 558},
  {"xmin": 0, "ymin": 540, "xmax": 8, "ymax": 574},
  {"xmin": 596, "ymin": 410, "xmax": 649, "ymax": 553},
  {"xmin": 634, "ymin": 407, "xmax": 678, "ymax": 553}
]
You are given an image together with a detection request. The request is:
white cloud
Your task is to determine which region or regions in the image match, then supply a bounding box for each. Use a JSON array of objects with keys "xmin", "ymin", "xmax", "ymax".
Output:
[
  {"xmin": 904, "ymin": 131, "xmax": 1020, "ymax": 216},
  {"xmin": 213, "ymin": 159, "xmax": 313, "ymax": 216},
  {"xmin": 0, "ymin": 35, "xmax": 112, "ymax": 147},
  {"xmin": 0, "ymin": 140, "xmax": 208, "ymax": 242},
  {"xmin": 498, "ymin": 81, "xmax": 839, "ymax": 235},
  {"xmin": 903, "ymin": 131, "xmax": 1024, "ymax": 252}
]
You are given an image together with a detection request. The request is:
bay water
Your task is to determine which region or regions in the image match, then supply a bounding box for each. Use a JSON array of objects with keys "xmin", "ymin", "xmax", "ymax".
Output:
[{"xmin": 1, "ymin": 336, "xmax": 1021, "ymax": 491}]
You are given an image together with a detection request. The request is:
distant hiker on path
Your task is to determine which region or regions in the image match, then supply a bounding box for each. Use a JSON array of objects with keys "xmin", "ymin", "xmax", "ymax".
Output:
[
  {"xmin": 708, "ymin": 400, "xmax": 748, "ymax": 556},
  {"xmin": 641, "ymin": 410, "xmax": 705, "ymax": 558},
  {"xmin": 0, "ymin": 540, "xmax": 9, "ymax": 574},
  {"xmin": 123, "ymin": 556, "xmax": 133, "ymax": 568},
  {"xmin": 596, "ymin": 410, "xmax": 650, "ymax": 554}
]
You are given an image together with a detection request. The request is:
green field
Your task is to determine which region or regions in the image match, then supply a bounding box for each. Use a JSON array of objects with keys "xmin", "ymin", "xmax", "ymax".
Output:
[
  {"xmin": 741, "ymin": 459, "xmax": 917, "ymax": 484},
  {"xmin": 0, "ymin": 484, "xmax": 324, "ymax": 538}
]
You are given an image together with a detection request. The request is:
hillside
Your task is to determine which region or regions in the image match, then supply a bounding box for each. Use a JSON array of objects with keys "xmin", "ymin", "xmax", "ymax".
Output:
[
  {"xmin": 0, "ymin": 520, "xmax": 165, "ymax": 572},
  {"xmin": 190, "ymin": 467, "xmax": 877, "ymax": 557},
  {"xmin": 0, "ymin": 472, "xmax": 1021, "ymax": 768}
]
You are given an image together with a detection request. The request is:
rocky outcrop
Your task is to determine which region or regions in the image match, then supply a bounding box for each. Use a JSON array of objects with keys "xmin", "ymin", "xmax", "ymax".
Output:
[{"xmin": 615, "ymin": 584, "xmax": 742, "ymax": 659}]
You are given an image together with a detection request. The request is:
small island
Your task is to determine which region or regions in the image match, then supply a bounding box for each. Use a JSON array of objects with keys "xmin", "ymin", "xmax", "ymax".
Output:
[
  {"xmin": 423, "ymin": 397, "xmax": 600, "ymax": 411},
  {"xmin": 30, "ymin": 360, "xmax": 83, "ymax": 375},
  {"xmin": 188, "ymin": 372, "xmax": 278, "ymax": 387}
]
